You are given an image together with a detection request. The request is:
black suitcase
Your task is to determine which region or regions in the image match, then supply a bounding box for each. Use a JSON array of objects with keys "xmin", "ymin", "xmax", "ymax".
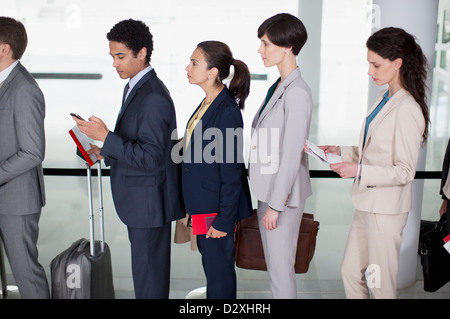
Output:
[
  {"xmin": 419, "ymin": 214, "xmax": 450, "ymax": 292},
  {"xmin": 50, "ymin": 162, "xmax": 115, "ymax": 299}
]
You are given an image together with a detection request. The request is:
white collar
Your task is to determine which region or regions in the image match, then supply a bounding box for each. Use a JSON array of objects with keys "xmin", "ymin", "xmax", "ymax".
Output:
[
  {"xmin": 0, "ymin": 60, "xmax": 19, "ymax": 84},
  {"xmin": 127, "ymin": 64, "xmax": 153, "ymax": 92}
]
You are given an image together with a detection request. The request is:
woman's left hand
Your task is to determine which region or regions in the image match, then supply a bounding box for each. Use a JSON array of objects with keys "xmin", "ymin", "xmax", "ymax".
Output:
[
  {"xmin": 206, "ymin": 226, "xmax": 227, "ymax": 239},
  {"xmin": 330, "ymin": 162, "xmax": 358, "ymax": 179}
]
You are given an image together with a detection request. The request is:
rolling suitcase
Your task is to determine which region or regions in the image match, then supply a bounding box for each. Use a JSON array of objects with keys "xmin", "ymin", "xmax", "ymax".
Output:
[{"xmin": 50, "ymin": 161, "xmax": 115, "ymax": 299}]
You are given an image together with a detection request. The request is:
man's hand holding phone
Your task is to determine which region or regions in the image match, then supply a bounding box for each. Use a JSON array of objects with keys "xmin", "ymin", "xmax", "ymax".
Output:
[{"xmin": 71, "ymin": 113, "xmax": 110, "ymax": 143}]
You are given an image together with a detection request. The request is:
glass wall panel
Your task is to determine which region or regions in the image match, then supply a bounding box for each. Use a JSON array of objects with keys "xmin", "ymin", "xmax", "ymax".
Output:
[{"xmin": 314, "ymin": 0, "xmax": 372, "ymax": 149}]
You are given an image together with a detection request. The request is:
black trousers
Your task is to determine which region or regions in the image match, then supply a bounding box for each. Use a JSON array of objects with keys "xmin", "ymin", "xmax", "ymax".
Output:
[
  {"xmin": 197, "ymin": 232, "xmax": 237, "ymax": 299},
  {"xmin": 127, "ymin": 222, "xmax": 171, "ymax": 299}
]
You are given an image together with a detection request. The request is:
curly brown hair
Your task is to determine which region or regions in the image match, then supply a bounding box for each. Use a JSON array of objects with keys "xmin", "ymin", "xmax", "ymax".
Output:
[{"xmin": 367, "ymin": 27, "xmax": 430, "ymax": 145}]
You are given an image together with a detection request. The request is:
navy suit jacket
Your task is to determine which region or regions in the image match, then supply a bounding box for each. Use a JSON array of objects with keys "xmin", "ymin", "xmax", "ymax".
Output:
[
  {"xmin": 101, "ymin": 69, "xmax": 185, "ymax": 228},
  {"xmin": 181, "ymin": 87, "xmax": 252, "ymax": 234}
]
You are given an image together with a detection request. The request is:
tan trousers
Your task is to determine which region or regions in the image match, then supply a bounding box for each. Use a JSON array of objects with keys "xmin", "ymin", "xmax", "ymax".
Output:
[{"xmin": 341, "ymin": 209, "xmax": 408, "ymax": 299}]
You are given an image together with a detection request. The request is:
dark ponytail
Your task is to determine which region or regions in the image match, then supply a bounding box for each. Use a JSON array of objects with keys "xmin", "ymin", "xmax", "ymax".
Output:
[
  {"xmin": 366, "ymin": 27, "xmax": 430, "ymax": 145},
  {"xmin": 228, "ymin": 59, "xmax": 250, "ymax": 110},
  {"xmin": 197, "ymin": 41, "xmax": 251, "ymax": 109}
]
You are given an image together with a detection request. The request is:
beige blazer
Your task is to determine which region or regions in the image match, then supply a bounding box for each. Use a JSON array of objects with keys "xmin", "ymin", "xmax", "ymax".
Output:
[
  {"xmin": 248, "ymin": 68, "xmax": 313, "ymax": 211},
  {"xmin": 340, "ymin": 88, "xmax": 425, "ymax": 215}
]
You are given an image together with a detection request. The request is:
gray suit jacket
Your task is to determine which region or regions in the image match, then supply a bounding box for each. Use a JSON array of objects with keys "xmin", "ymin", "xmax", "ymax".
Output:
[
  {"xmin": 248, "ymin": 68, "xmax": 313, "ymax": 211},
  {"xmin": 0, "ymin": 62, "xmax": 46, "ymax": 215}
]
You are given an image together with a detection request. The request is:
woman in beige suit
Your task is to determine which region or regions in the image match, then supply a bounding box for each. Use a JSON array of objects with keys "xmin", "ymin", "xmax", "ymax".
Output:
[
  {"xmin": 321, "ymin": 27, "xmax": 430, "ymax": 298},
  {"xmin": 248, "ymin": 13, "xmax": 313, "ymax": 299}
]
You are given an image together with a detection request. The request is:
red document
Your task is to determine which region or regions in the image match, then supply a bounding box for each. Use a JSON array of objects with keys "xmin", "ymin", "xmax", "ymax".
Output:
[
  {"xmin": 69, "ymin": 125, "xmax": 97, "ymax": 166},
  {"xmin": 191, "ymin": 213, "xmax": 218, "ymax": 235}
]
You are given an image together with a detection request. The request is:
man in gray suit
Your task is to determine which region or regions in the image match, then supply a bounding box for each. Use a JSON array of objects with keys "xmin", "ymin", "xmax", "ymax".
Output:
[{"xmin": 0, "ymin": 17, "xmax": 49, "ymax": 298}]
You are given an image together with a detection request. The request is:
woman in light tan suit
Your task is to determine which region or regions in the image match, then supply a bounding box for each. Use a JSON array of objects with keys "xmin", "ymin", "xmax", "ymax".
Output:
[
  {"xmin": 248, "ymin": 13, "xmax": 313, "ymax": 299},
  {"xmin": 321, "ymin": 27, "xmax": 430, "ymax": 298}
]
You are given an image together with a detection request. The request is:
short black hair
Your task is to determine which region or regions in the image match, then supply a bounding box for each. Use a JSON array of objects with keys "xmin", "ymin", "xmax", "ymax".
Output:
[
  {"xmin": 257, "ymin": 13, "xmax": 307, "ymax": 56},
  {"xmin": 0, "ymin": 17, "xmax": 28, "ymax": 60},
  {"xmin": 107, "ymin": 19, "xmax": 153, "ymax": 63}
]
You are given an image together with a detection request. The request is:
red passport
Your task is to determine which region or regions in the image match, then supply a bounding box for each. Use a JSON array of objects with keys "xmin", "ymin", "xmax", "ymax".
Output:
[
  {"xmin": 191, "ymin": 213, "xmax": 218, "ymax": 235},
  {"xmin": 69, "ymin": 125, "xmax": 97, "ymax": 166}
]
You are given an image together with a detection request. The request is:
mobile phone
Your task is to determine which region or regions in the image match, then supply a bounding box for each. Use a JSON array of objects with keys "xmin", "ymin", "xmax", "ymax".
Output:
[{"xmin": 70, "ymin": 113, "xmax": 85, "ymax": 121}]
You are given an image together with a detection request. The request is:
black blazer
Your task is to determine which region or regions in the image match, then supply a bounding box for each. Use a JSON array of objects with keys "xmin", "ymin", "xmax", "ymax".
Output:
[
  {"xmin": 101, "ymin": 69, "xmax": 185, "ymax": 228},
  {"xmin": 181, "ymin": 87, "xmax": 252, "ymax": 233}
]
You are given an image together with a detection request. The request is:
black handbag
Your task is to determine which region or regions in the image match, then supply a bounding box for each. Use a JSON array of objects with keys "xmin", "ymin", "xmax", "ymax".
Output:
[{"xmin": 419, "ymin": 214, "xmax": 450, "ymax": 292}]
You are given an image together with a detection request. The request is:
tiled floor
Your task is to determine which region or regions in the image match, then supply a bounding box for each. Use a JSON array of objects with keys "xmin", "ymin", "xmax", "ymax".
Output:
[
  {"xmin": 3, "ymin": 257, "xmax": 450, "ymax": 299},
  {"xmin": 4, "ymin": 279, "xmax": 450, "ymax": 299}
]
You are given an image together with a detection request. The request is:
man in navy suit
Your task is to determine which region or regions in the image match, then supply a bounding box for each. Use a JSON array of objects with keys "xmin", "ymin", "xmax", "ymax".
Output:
[{"xmin": 73, "ymin": 19, "xmax": 184, "ymax": 299}]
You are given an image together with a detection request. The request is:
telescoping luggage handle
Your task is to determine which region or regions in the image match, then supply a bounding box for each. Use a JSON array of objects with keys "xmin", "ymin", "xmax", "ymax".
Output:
[{"xmin": 86, "ymin": 161, "xmax": 105, "ymax": 256}]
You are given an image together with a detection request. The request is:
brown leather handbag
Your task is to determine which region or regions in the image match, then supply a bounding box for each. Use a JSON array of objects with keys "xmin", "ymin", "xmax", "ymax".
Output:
[{"xmin": 235, "ymin": 209, "xmax": 319, "ymax": 273}]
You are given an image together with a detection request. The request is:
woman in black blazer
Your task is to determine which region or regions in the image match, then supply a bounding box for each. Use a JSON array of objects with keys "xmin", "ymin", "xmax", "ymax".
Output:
[{"xmin": 182, "ymin": 41, "xmax": 252, "ymax": 299}]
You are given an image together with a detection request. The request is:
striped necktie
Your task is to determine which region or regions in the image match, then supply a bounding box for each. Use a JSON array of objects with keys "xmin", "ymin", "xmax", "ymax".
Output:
[
  {"xmin": 118, "ymin": 83, "xmax": 130, "ymax": 117},
  {"xmin": 122, "ymin": 83, "xmax": 130, "ymax": 106}
]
